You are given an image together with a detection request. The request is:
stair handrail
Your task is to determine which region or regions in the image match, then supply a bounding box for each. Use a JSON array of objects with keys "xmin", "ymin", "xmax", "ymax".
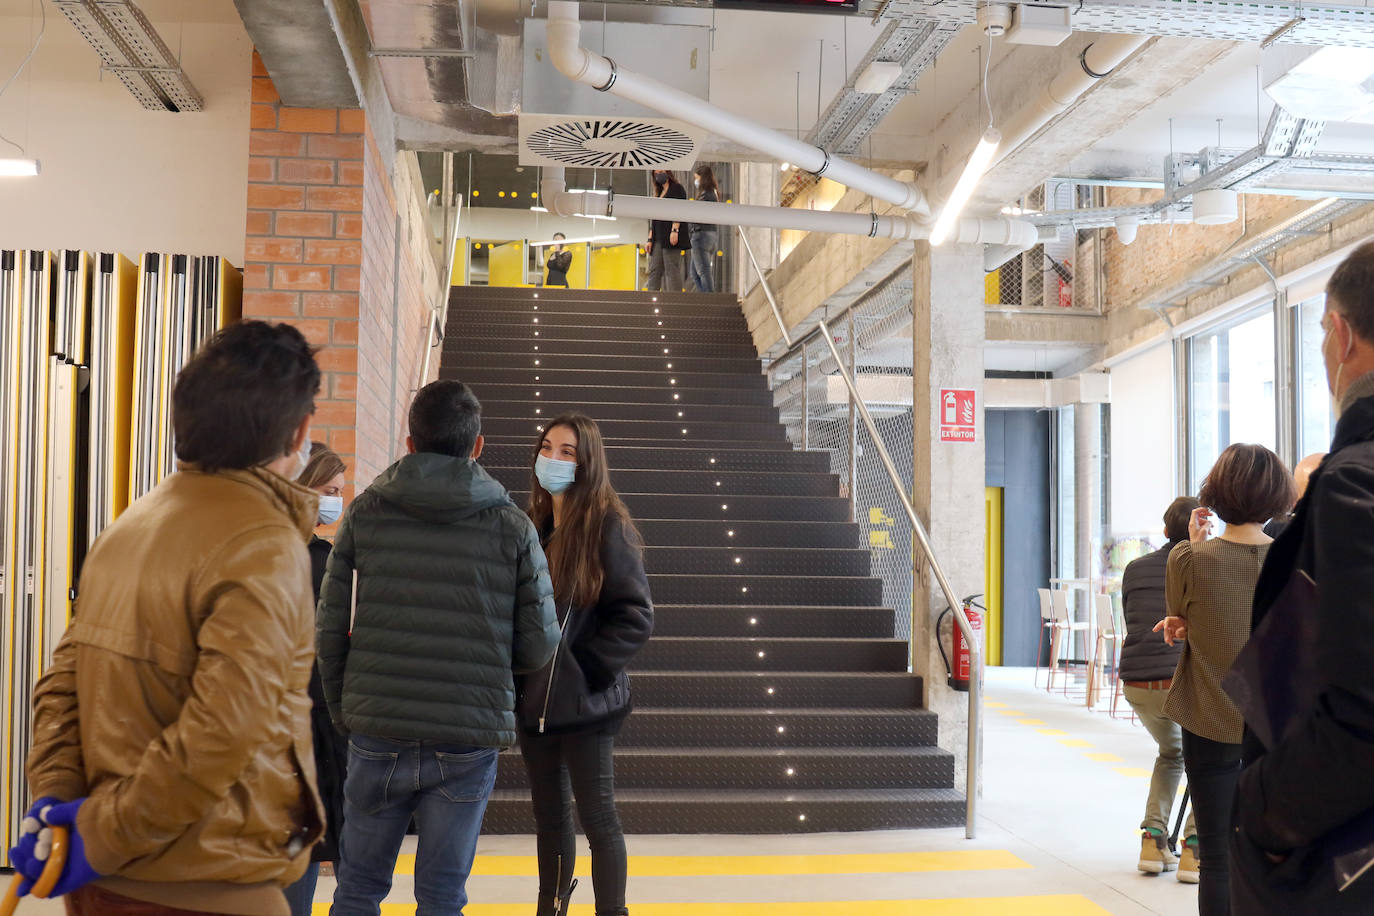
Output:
[{"xmin": 740, "ymin": 228, "xmax": 981, "ymax": 840}]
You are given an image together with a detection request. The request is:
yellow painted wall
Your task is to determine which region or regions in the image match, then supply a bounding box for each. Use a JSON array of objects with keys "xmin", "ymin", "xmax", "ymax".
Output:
[
  {"xmin": 984, "ymin": 269, "xmax": 1001, "ymax": 306},
  {"xmin": 984, "ymin": 486, "xmax": 1004, "ymax": 666},
  {"xmin": 564, "ymin": 243, "xmax": 591, "ymax": 289},
  {"xmin": 488, "ymin": 241, "xmax": 527, "ymax": 287},
  {"xmin": 591, "ymin": 244, "xmax": 639, "ymax": 290}
]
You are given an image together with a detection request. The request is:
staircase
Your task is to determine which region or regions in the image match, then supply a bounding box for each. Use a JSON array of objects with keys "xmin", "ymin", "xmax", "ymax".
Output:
[{"xmin": 442, "ymin": 285, "xmax": 963, "ymax": 833}]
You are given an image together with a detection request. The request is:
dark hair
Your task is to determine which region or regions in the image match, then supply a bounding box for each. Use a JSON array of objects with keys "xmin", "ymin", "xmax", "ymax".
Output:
[
  {"xmin": 526, "ymin": 413, "xmax": 642, "ymax": 607},
  {"xmin": 1163, "ymin": 496, "xmax": 1200, "ymax": 542},
  {"xmin": 654, "ymin": 170, "xmax": 680, "ymax": 189},
  {"xmin": 409, "ymin": 380, "xmax": 482, "ymax": 457},
  {"xmin": 172, "ymin": 320, "xmax": 319, "ymax": 472},
  {"xmin": 1198, "ymin": 444, "xmax": 1296, "ymax": 526},
  {"xmin": 694, "ymin": 165, "xmax": 720, "ymax": 198},
  {"xmin": 1327, "ymin": 240, "xmax": 1374, "ymax": 343},
  {"xmin": 299, "ymin": 441, "xmax": 346, "ymax": 490},
  {"xmin": 552, "ymin": 232, "xmax": 565, "ymax": 241}
]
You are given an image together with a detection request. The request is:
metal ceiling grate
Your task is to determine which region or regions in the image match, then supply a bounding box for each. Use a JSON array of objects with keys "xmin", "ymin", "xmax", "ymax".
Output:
[{"xmin": 519, "ymin": 115, "xmax": 701, "ymax": 169}]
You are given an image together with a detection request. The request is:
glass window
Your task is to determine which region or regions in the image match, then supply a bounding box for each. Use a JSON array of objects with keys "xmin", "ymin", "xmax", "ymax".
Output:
[
  {"xmin": 1297, "ymin": 293, "xmax": 1336, "ymax": 456},
  {"xmin": 1188, "ymin": 306, "xmax": 1276, "ymax": 490}
]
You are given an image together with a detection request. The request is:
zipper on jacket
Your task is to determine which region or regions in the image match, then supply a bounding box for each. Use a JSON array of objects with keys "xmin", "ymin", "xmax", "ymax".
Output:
[{"xmin": 539, "ymin": 602, "xmax": 574, "ymax": 734}]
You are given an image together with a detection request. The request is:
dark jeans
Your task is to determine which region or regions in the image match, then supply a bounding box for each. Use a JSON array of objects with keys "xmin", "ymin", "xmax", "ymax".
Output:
[
  {"xmin": 283, "ymin": 861, "xmax": 320, "ymax": 916},
  {"xmin": 519, "ymin": 730, "xmax": 627, "ymax": 916},
  {"xmin": 332, "ymin": 734, "xmax": 498, "ymax": 916},
  {"xmin": 688, "ymin": 232, "xmax": 716, "ymax": 293},
  {"xmin": 1183, "ymin": 729, "xmax": 1243, "ymax": 916}
]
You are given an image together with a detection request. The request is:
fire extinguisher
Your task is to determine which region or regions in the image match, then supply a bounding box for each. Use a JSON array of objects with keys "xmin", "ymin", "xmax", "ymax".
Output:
[{"xmin": 937, "ymin": 594, "xmax": 986, "ymax": 692}]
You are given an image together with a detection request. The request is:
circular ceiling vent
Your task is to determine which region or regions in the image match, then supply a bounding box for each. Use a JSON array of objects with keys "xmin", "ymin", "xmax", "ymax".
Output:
[{"xmin": 524, "ymin": 119, "xmax": 695, "ymax": 169}]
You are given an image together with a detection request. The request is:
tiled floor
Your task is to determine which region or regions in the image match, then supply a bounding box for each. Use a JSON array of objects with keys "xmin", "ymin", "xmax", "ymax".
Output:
[{"xmin": 16, "ymin": 668, "xmax": 1199, "ymax": 915}]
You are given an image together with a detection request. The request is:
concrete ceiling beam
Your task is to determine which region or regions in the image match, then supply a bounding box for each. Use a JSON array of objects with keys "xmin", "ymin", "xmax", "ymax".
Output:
[{"xmin": 233, "ymin": 0, "xmax": 358, "ymax": 108}]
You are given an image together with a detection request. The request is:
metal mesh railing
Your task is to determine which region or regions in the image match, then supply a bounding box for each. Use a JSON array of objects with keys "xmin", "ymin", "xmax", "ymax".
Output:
[{"xmin": 769, "ymin": 270, "xmax": 917, "ymax": 637}]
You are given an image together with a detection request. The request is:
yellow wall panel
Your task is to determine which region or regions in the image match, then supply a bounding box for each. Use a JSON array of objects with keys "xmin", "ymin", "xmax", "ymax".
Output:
[
  {"xmin": 488, "ymin": 241, "xmax": 527, "ymax": 287},
  {"xmin": 590, "ymin": 244, "xmax": 639, "ymax": 291}
]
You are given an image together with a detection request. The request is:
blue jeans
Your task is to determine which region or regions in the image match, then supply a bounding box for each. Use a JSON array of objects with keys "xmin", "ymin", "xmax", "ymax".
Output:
[
  {"xmin": 331, "ymin": 735, "xmax": 498, "ymax": 916},
  {"xmin": 284, "ymin": 861, "xmax": 320, "ymax": 916},
  {"xmin": 688, "ymin": 232, "xmax": 716, "ymax": 293}
]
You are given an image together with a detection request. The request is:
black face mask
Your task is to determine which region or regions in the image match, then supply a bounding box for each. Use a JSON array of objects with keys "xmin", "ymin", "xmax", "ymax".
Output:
[{"xmin": 653, "ymin": 173, "xmax": 667, "ymax": 187}]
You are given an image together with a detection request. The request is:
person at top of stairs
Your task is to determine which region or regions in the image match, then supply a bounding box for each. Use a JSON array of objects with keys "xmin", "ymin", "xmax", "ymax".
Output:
[{"xmin": 516, "ymin": 413, "xmax": 654, "ymax": 916}]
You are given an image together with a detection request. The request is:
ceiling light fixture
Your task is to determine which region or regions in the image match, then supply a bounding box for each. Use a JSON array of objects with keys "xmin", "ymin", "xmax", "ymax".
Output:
[
  {"xmin": 930, "ymin": 128, "xmax": 1001, "ymax": 246},
  {"xmin": 0, "ymin": 158, "xmax": 41, "ymax": 177},
  {"xmin": 779, "ymin": 162, "xmax": 790, "ymax": 172},
  {"xmin": 854, "ymin": 61, "xmax": 902, "ymax": 95}
]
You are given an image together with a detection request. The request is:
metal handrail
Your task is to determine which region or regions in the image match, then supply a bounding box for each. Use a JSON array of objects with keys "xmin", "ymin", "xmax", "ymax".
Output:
[{"xmin": 741, "ymin": 229, "xmax": 981, "ymax": 839}]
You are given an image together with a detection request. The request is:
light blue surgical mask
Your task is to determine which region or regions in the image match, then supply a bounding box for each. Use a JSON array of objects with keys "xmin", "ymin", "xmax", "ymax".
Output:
[
  {"xmin": 317, "ymin": 495, "xmax": 343, "ymax": 526},
  {"xmin": 535, "ymin": 454, "xmax": 577, "ymax": 494}
]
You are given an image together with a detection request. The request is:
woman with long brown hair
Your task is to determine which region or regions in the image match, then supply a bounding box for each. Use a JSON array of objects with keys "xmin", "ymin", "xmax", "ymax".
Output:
[
  {"xmin": 688, "ymin": 165, "xmax": 720, "ymax": 293},
  {"xmin": 517, "ymin": 413, "xmax": 653, "ymax": 916}
]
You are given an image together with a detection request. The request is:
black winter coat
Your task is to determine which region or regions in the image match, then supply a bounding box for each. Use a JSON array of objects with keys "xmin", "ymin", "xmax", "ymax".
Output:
[
  {"xmin": 316, "ymin": 453, "xmax": 560, "ymax": 748},
  {"xmin": 305, "ymin": 536, "xmax": 347, "ymax": 863},
  {"xmin": 1233, "ymin": 392, "xmax": 1374, "ymax": 906},
  {"xmin": 517, "ymin": 514, "xmax": 653, "ymax": 736},
  {"xmin": 650, "ymin": 182, "xmax": 690, "ymax": 250},
  {"xmin": 1118, "ymin": 540, "xmax": 1187, "ymax": 682}
]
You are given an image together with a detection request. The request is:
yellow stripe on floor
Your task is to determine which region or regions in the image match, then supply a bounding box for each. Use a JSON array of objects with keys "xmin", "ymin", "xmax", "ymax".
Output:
[
  {"xmin": 1113, "ymin": 767, "xmax": 1152, "ymax": 779},
  {"xmin": 318, "ymin": 896, "xmax": 1112, "ymax": 915},
  {"xmin": 1014, "ymin": 718, "xmax": 1046, "ymax": 726},
  {"xmin": 995, "ymin": 709, "xmax": 1026, "ymax": 716},
  {"xmin": 1086, "ymin": 752, "xmax": 1122, "ymax": 762},
  {"xmin": 1035, "ymin": 728, "xmax": 1067, "ymax": 737},
  {"xmin": 1057, "ymin": 739, "xmax": 1092, "ymax": 748},
  {"xmin": 985, "ymin": 701, "xmax": 1007, "ymax": 708},
  {"xmin": 397, "ymin": 850, "xmax": 1032, "ymax": 877}
]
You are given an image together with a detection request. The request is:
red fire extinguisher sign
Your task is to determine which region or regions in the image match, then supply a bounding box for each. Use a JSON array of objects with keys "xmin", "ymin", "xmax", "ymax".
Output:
[{"xmin": 951, "ymin": 606, "xmax": 983, "ymax": 691}]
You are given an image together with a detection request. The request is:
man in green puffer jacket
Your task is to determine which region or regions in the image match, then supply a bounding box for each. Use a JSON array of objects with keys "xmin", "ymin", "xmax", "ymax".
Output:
[{"xmin": 316, "ymin": 379, "xmax": 559, "ymax": 915}]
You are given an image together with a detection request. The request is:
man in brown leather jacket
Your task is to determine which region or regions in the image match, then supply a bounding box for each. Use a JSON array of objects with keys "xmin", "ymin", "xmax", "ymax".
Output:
[{"xmin": 12, "ymin": 321, "xmax": 325, "ymax": 915}]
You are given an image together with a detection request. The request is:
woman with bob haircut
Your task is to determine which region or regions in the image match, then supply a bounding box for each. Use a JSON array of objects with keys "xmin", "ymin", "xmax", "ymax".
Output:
[{"xmin": 1156, "ymin": 443, "xmax": 1296, "ymax": 916}]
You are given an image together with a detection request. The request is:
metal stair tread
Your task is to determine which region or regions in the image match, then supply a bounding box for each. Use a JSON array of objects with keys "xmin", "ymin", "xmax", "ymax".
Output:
[
  {"xmin": 572, "ymin": 746, "xmax": 953, "ymax": 758},
  {"xmin": 633, "ymin": 671, "xmax": 917, "ymax": 678},
  {"xmin": 645, "ymin": 636, "xmax": 906, "ymax": 645},
  {"xmin": 487, "ymin": 788, "xmax": 964, "ymax": 802},
  {"xmin": 633, "ymin": 706, "xmax": 933, "ymax": 715}
]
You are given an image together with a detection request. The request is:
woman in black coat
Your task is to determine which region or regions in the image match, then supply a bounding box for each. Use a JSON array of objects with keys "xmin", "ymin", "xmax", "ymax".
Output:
[
  {"xmin": 518, "ymin": 413, "xmax": 654, "ymax": 916},
  {"xmin": 283, "ymin": 442, "xmax": 351, "ymax": 916}
]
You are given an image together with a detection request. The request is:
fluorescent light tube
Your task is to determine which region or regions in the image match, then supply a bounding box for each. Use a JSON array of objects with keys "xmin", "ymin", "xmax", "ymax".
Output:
[
  {"xmin": 855, "ymin": 61, "xmax": 902, "ymax": 94},
  {"xmin": 0, "ymin": 158, "xmax": 40, "ymax": 177},
  {"xmin": 529, "ymin": 234, "xmax": 620, "ymax": 247},
  {"xmin": 930, "ymin": 129, "xmax": 1001, "ymax": 246}
]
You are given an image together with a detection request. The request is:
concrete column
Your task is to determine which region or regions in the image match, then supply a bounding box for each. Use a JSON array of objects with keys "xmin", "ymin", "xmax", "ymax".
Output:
[
  {"xmin": 733, "ymin": 161, "xmax": 780, "ymax": 299},
  {"xmin": 1074, "ymin": 401, "xmax": 1103, "ymax": 659},
  {"xmin": 911, "ymin": 241, "xmax": 985, "ymax": 790}
]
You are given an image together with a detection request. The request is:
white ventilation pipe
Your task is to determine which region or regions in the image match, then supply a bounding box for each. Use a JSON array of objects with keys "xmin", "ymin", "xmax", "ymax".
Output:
[
  {"xmin": 992, "ymin": 34, "xmax": 1150, "ymax": 170},
  {"xmin": 541, "ymin": 170, "xmax": 1035, "ymax": 246},
  {"xmin": 545, "ymin": 0, "xmax": 930, "ymax": 217}
]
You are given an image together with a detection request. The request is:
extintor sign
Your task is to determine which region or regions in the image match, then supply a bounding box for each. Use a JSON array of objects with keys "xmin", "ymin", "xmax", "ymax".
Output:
[{"xmin": 939, "ymin": 388, "xmax": 976, "ymax": 443}]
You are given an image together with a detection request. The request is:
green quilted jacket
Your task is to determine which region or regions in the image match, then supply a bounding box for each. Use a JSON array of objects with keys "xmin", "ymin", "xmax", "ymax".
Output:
[{"xmin": 316, "ymin": 452, "xmax": 559, "ymax": 748}]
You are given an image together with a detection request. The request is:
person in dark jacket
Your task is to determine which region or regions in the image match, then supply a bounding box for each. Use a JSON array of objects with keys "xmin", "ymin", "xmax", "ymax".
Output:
[
  {"xmin": 645, "ymin": 170, "xmax": 688, "ymax": 293},
  {"xmin": 282, "ymin": 443, "xmax": 350, "ymax": 916},
  {"xmin": 1120, "ymin": 496, "xmax": 1200, "ymax": 879},
  {"xmin": 687, "ymin": 165, "xmax": 719, "ymax": 293},
  {"xmin": 517, "ymin": 413, "xmax": 653, "ymax": 916},
  {"xmin": 317, "ymin": 380, "xmax": 560, "ymax": 915},
  {"xmin": 1230, "ymin": 242, "xmax": 1374, "ymax": 914},
  {"xmin": 546, "ymin": 232, "xmax": 572, "ymax": 288}
]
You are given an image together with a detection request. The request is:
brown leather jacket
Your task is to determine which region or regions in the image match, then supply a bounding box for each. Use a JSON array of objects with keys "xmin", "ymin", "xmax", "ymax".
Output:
[{"xmin": 26, "ymin": 466, "xmax": 325, "ymax": 915}]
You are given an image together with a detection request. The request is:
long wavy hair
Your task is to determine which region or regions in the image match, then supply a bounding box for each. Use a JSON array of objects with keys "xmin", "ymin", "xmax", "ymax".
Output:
[{"xmin": 527, "ymin": 413, "xmax": 642, "ymax": 608}]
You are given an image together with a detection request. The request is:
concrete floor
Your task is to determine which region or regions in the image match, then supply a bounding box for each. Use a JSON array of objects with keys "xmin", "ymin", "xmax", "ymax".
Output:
[{"xmin": 14, "ymin": 667, "xmax": 1199, "ymax": 915}]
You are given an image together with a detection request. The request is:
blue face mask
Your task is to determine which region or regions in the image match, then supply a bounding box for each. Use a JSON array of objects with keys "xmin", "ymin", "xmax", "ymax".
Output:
[
  {"xmin": 535, "ymin": 454, "xmax": 577, "ymax": 494},
  {"xmin": 317, "ymin": 495, "xmax": 343, "ymax": 526}
]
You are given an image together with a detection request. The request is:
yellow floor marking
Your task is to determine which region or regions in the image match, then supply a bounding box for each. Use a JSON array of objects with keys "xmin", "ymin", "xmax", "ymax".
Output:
[
  {"xmin": 1113, "ymin": 767, "xmax": 1153, "ymax": 779},
  {"xmin": 397, "ymin": 850, "xmax": 1032, "ymax": 877},
  {"xmin": 323, "ymin": 896, "xmax": 1112, "ymax": 915},
  {"xmin": 985, "ymin": 700, "xmax": 1008, "ymax": 708},
  {"xmin": 1014, "ymin": 718, "xmax": 1047, "ymax": 726},
  {"xmin": 1057, "ymin": 739, "xmax": 1092, "ymax": 748},
  {"xmin": 1035, "ymin": 728, "xmax": 1068, "ymax": 737},
  {"xmin": 995, "ymin": 709, "xmax": 1027, "ymax": 716},
  {"xmin": 1085, "ymin": 752, "xmax": 1122, "ymax": 762}
]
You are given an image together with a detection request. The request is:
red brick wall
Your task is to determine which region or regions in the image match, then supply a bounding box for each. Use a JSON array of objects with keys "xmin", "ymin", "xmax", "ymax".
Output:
[
  {"xmin": 355, "ymin": 126, "xmax": 435, "ymax": 486},
  {"xmin": 242, "ymin": 51, "xmax": 439, "ymax": 492}
]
